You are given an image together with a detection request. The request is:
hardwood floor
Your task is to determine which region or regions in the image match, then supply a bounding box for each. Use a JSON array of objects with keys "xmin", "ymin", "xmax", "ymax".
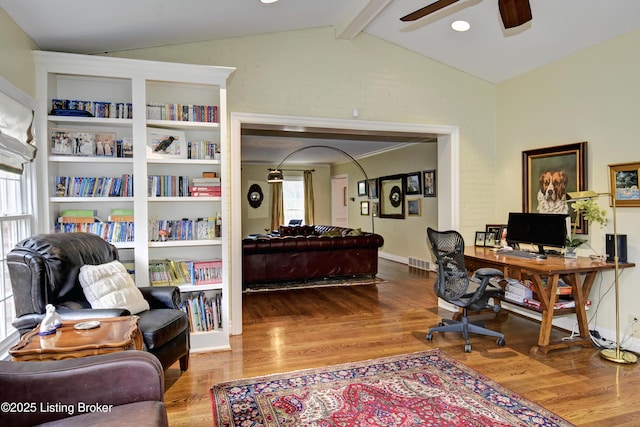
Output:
[{"xmin": 164, "ymin": 258, "xmax": 640, "ymax": 426}]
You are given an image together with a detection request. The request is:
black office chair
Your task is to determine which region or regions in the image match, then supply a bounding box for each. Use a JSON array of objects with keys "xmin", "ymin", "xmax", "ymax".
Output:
[{"xmin": 426, "ymin": 227, "xmax": 506, "ymax": 352}]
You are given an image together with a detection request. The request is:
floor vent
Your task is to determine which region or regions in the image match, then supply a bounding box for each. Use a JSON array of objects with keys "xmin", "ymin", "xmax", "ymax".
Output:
[{"xmin": 408, "ymin": 257, "xmax": 430, "ymax": 271}]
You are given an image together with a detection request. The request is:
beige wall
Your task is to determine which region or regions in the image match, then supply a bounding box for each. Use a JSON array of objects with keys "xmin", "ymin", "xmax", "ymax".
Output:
[
  {"xmin": 496, "ymin": 29, "xmax": 640, "ymax": 337},
  {"xmin": 0, "ymin": 8, "xmax": 38, "ymax": 96},
  {"xmin": 332, "ymin": 143, "xmax": 438, "ymax": 259},
  {"xmin": 105, "ymin": 27, "xmax": 497, "ymax": 253}
]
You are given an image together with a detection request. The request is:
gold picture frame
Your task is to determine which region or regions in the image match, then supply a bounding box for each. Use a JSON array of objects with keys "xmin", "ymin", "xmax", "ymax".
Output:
[{"xmin": 609, "ymin": 162, "xmax": 640, "ymax": 207}]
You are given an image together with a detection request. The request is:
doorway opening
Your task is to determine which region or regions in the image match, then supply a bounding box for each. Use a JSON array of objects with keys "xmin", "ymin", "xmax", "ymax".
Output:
[{"xmin": 230, "ymin": 113, "xmax": 460, "ymax": 335}]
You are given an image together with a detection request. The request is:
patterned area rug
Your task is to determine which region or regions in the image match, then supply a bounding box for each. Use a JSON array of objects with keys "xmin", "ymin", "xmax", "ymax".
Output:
[
  {"xmin": 243, "ymin": 276, "xmax": 385, "ymax": 293},
  {"xmin": 210, "ymin": 349, "xmax": 573, "ymax": 427}
]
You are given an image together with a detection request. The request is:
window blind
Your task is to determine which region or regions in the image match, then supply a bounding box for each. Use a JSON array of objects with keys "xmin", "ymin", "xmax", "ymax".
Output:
[{"xmin": 0, "ymin": 89, "xmax": 35, "ymax": 174}]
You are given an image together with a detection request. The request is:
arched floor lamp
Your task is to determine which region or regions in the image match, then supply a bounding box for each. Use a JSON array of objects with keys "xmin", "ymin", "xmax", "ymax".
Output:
[
  {"xmin": 267, "ymin": 145, "xmax": 375, "ymax": 234},
  {"xmin": 567, "ymin": 189, "xmax": 637, "ymax": 364}
]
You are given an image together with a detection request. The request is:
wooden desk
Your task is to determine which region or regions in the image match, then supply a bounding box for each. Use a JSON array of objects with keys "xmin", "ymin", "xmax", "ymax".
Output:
[
  {"xmin": 464, "ymin": 247, "xmax": 635, "ymax": 355},
  {"xmin": 9, "ymin": 316, "xmax": 142, "ymax": 361}
]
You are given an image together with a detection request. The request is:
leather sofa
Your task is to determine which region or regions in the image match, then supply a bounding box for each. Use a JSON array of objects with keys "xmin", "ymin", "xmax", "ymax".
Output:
[
  {"xmin": 0, "ymin": 351, "xmax": 168, "ymax": 427},
  {"xmin": 7, "ymin": 232, "xmax": 190, "ymax": 372},
  {"xmin": 242, "ymin": 225, "xmax": 384, "ymax": 289}
]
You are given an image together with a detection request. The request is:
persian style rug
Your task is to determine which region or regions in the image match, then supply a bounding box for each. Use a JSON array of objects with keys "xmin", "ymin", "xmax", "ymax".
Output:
[
  {"xmin": 210, "ymin": 349, "xmax": 573, "ymax": 427},
  {"xmin": 243, "ymin": 276, "xmax": 385, "ymax": 293}
]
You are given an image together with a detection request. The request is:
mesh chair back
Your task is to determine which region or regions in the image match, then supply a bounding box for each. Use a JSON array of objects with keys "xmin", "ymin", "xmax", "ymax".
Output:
[{"xmin": 427, "ymin": 228, "xmax": 469, "ymax": 300}]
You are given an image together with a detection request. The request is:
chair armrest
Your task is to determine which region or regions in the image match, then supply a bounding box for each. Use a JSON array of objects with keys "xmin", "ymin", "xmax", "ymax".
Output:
[
  {"xmin": 140, "ymin": 286, "xmax": 181, "ymax": 309},
  {"xmin": 473, "ymin": 267, "xmax": 504, "ymax": 278},
  {"xmin": 0, "ymin": 351, "xmax": 164, "ymax": 427}
]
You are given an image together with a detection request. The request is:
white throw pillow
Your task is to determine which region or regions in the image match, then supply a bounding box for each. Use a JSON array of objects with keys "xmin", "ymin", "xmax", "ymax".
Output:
[{"xmin": 79, "ymin": 260, "xmax": 150, "ymax": 314}]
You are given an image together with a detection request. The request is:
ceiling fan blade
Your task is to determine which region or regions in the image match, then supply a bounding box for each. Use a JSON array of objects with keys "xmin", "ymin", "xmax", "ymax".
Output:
[
  {"xmin": 498, "ymin": 0, "xmax": 532, "ymax": 28},
  {"xmin": 400, "ymin": 0, "xmax": 461, "ymax": 22}
]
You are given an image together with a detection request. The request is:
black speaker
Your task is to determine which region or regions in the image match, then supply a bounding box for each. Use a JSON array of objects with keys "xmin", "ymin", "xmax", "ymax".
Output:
[{"xmin": 606, "ymin": 234, "xmax": 627, "ymax": 263}]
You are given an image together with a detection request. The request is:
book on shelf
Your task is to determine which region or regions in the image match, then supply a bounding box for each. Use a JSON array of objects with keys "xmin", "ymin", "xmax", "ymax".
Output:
[
  {"xmin": 179, "ymin": 290, "xmax": 222, "ymax": 332},
  {"xmin": 54, "ymin": 222, "xmax": 134, "ymax": 243},
  {"xmin": 147, "ymin": 175, "xmax": 190, "ymax": 197},
  {"xmin": 146, "ymin": 103, "xmax": 218, "ymax": 123},
  {"xmin": 60, "ymin": 209, "xmax": 97, "ymax": 217},
  {"xmin": 192, "ymin": 259, "xmax": 222, "ymax": 285},
  {"xmin": 54, "ymin": 175, "xmax": 133, "ymax": 197},
  {"xmin": 57, "ymin": 216, "xmax": 98, "ymax": 224},
  {"xmin": 149, "ymin": 259, "xmax": 193, "ymax": 286},
  {"xmin": 149, "ymin": 217, "xmax": 221, "ymax": 241}
]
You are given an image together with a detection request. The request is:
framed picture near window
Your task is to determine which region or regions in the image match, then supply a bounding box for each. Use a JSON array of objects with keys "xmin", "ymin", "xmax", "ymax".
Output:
[
  {"xmin": 475, "ymin": 231, "xmax": 486, "ymax": 247},
  {"xmin": 522, "ymin": 142, "xmax": 587, "ymax": 234},
  {"xmin": 357, "ymin": 180, "xmax": 367, "ymax": 196},
  {"xmin": 609, "ymin": 162, "xmax": 640, "ymax": 207},
  {"xmin": 379, "ymin": 174, "xmax": 405, "ymax": 219},
  {"xmin": 367, "ymin": 178, "xmax": 378, "ymax": 199},
  {"xmin": 405, "ymin": 172, "xmax": 422, "ymax": 195},
  {"xmin": 423, "ymin": 169, "xmax": 436, "ymax": 197},
  {"xmin": 360, "ymin": 201, "xmax": 370, "ymax": 215}
]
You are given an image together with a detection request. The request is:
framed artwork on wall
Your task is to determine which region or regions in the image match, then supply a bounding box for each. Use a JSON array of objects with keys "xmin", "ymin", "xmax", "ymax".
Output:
[
  {"xmin": 357, "ymin": 180, "xmax": 367, "ymax": 196},
  {"xmin": 609, "ymin": 162, "xmax": 640, "ymax": 207},
  {"xmin": 423, "ymin": 169, "xmax": 436, "ymax": 197},
  {"xmin": 405, "ymin": 172, "xmax": 422, "ymax": 195},
  {"xmin": 522, "ymin": 142, "xmax": 587, "ymax": 234},
  {"xmin": 407, "ymin": 198, "xmax": 421, "ymax": 216},
  {"xmin": 360, "ymin": 201, "xmax": 370, "ymax": 215},
  {"xmin": 379, "ymin": 174, "xmax": 405, "ymax": 219},
  {"xmin": 367, "ymin": 178, "xmax": 378, "ymax": 199}
]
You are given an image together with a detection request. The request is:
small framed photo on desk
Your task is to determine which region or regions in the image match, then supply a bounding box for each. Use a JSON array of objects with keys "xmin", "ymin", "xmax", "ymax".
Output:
[{"xmin": 475, "ymin": 231, "xmax": 486, "ymax": 246}]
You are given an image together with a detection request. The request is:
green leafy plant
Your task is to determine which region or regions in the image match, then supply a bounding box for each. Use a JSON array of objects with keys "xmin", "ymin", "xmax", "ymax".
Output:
[{"xmin": 566, "ymin": 198, "xmax": 608, "ymax": 248}]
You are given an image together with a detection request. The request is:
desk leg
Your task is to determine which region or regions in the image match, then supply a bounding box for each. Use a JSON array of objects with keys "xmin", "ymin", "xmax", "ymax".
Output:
[
  {"xmin": 529, "ymin": 274, "xmax": 558, "ymax": 354},
  {"xmin": 530, "ymin": 272, "xmax": 595, "ymax": 355}
]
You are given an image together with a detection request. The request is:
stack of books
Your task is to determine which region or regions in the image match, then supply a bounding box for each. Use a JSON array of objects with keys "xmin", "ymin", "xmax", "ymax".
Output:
[{"xmin": 189, "ymin": 172, "xmax": 221, "ymax": 197}]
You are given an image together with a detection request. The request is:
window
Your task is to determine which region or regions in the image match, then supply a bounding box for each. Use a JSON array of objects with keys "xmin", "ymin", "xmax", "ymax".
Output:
[
  {"xmin": 0, "ymin": 168, "xmax": 33, "ymax": 349},
  {"xmin": 282, "ymin": 177, "xmax": 305, "ymax": 225},
  {"xmin": 0, "ymin": 78, "xmax": 36, "ymax": 352}
]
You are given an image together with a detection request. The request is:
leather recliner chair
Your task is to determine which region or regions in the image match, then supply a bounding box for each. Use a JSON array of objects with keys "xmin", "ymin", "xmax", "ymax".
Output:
[
  {"xmin": 7, "ymin": 232, "xmax": 190, "ymax": 372},
  {"xmin": 0, "ymin": 351, "xmax": 168, "ymax": 427}
]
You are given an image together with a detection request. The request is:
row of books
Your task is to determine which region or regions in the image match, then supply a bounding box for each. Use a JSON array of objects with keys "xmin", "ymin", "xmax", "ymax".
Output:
[
  {"xmin": 54, "ymin": 175, "xmax": 133, "ymax": 198},
  {"xmin": 51, "ymin": 98, "xmax": 133, "ymax": 119},
  {"xmin": 146, "ymin": 103, "xmax": 219, "ymax": 123},
  {"xmin": 148, "ymin": 175, "xmax": 221, "ymax": 197},
  {"xmin": 149, "ymin": 258, "xmax": 222, "ymax": 286},
  {"xmin": 180, "ymin": 291, "xmax": 223, "ymax": 332},
  {"xmin": 54, "ymin": 221, "xmax": 134, "ymax": 242},
  {"xmin": 149, "ymin": 216, "xmax": 221, "ymax": 241},
  {"xmin": 187, "ymin": 140, "xmax": 220, "ymax": 160}
]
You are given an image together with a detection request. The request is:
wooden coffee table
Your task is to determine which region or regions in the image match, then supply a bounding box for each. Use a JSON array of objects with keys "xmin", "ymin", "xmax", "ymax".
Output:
[{"xmin": 9, "ymin": 315, "xmax": 142, "ymax": 361}]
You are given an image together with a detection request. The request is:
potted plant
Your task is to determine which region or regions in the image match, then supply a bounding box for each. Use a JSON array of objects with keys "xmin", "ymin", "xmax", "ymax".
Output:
[{"xmin": 565, "ymin": 198, "xmax": 608, "ymax": 258}]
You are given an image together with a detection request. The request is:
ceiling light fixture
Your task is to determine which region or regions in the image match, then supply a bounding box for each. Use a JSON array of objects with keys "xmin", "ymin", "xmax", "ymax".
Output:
[
  {"xmin": 451, "ymin": 20, "xmax": 471, "ymax": 32},
  {"xmin": 261, "ymin": 0, "xmax": 279, "ymax": 3}
]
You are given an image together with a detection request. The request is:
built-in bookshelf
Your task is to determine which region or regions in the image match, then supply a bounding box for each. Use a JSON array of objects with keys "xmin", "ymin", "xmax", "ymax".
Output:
[{"xmin": 33, "ymin": 51, "xmax": 235, "ymax": 352}]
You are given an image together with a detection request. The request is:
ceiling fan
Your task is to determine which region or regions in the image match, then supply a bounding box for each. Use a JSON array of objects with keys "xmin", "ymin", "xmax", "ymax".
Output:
[{"xmin": 400, "ymin": 0, "xmax": 532, "ymax": 29}]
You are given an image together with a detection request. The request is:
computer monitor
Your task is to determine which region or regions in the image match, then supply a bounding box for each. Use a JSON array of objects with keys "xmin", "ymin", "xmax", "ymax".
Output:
[{"xmin": 506, "ymin": 212, "xmax": 570, "ymax": 254}]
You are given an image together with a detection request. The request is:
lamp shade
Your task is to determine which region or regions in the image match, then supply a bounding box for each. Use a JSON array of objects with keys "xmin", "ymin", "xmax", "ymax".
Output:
[
  {"xmin": 267, "ymin": 169, "xmax": 284, "ymax": 183},
  {"xmin": 567, "ymin": 190, "xmax": 600, "ymax": 199}
]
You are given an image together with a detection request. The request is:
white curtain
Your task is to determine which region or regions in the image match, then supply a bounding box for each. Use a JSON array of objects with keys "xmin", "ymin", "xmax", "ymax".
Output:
[{"xmin": 0, "ymin": 90, "xmax": 36, "ymax": 174}]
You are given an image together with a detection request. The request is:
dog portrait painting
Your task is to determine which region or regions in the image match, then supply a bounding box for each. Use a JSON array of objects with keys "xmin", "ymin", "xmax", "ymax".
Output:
[
  {"xmin": 522, "ymin": 142, "xmax": 588, "ymax": 233},
  {"xmin": 537, "ymin": 170, "xmax": 568, "ymax": 214}
]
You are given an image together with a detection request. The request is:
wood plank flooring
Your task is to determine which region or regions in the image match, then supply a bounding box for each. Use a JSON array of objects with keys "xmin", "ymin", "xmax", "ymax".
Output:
[{"xmin": 164, "ymin": 258, "xmax": 640, "ymax": 426}]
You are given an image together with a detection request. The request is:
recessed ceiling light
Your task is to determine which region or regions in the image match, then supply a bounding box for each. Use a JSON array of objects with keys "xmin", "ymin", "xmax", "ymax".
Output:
[
  {"xmin": 261, "ymin": 0, "xmax": 279, "ymax": 3},
  {"xmin": 451, "ymin": 20, "xmax": 471, "ymax": 32}
]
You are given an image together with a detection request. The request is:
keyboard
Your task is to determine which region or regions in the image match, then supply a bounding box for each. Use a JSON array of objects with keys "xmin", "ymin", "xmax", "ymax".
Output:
[{"xmin": 498, "ymin": 249, "xmax": 537, "ymax": 259}]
